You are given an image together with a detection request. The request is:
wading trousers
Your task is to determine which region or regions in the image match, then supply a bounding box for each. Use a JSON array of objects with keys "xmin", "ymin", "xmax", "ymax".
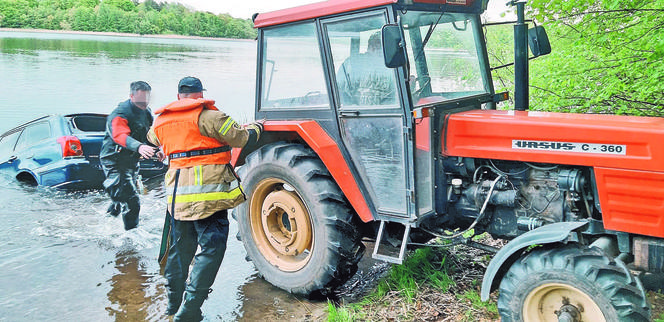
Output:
[
  {"xmin": 101, "ymin": 161, "xmax": 140, "ymax": 230},
  {"xmin": 164, "ymin": 210, "xmax": 229, "ymax": 320}
]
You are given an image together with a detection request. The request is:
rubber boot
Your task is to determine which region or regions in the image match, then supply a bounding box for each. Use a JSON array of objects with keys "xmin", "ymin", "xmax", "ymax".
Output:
[
  {"xmin": 106, "ymin": 202, "xmax": 122, "ymax": 217},
  {"xmin": 165, "ymin": 288, "xmax": 184, "ymax": 316},
  {"xmin": 173, "ymin": 292, "xmax": 206, "ymax": 322},
  {"xmin": 122, "ymin": 196, "xmax": 140, "ymax": 230}
]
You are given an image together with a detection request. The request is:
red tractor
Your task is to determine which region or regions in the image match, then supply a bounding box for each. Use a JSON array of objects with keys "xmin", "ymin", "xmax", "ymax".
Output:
[{"xmin": 231, "ymin": 0, "xmax": 662, "ymax": 321}]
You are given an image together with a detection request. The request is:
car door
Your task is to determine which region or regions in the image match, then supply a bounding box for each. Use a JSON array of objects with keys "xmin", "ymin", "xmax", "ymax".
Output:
[
  {"xmin": 0, "ymin": 130, "xmax": 23, "ymax": 176},
  {"xmin": 12, "ymin": 121, "xmax": 55, "ymax": 183},
  {"xmin": 323, "ymin": 10, "xmax": 415, "ymax": 219}
]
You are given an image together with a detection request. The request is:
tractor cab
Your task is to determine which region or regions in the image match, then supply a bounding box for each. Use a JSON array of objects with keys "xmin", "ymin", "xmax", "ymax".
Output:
[{"xmin": 253, "ymin": 0, "xmax": 495, "ymax": 230}]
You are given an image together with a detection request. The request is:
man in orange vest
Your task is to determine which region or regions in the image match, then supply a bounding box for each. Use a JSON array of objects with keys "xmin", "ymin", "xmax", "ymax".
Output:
[{"xmin": 147, "ymin": 76, "xmax": 262, "ymax": 321}]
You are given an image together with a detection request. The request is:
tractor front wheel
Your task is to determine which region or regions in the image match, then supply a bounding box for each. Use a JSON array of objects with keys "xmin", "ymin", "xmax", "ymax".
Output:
[
  {"xmin": 235, "ymin": 142, "xmax": 365, "ymax": 296},
  {"xmin": 497, "ymin": 245, "xmax": 650, "ymax": 322}
]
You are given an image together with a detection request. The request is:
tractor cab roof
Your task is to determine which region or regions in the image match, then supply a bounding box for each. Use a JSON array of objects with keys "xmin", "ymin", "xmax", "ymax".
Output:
[{"xmin": 253, "ymin": 0, "xmax": 485, "ymax": 28}]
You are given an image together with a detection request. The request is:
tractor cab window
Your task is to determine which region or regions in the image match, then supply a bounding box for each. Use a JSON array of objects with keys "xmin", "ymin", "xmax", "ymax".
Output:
[
  {"xmin": 259, "ymin": 22, "xmax": 330, "ymax": 109},
  {"xmin": 400, "ymin": 11, "xmax": 490, "ymax": 106},
  {"xmin": 327, "ymin": 14, "xmax": 398, "ymax": 108}
]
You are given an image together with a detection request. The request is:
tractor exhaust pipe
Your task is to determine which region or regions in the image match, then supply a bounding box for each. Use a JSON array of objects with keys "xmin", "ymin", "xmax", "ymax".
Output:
[{"xmin": 512, "ymin": 1, "xmax": 528, "ymax": 111}]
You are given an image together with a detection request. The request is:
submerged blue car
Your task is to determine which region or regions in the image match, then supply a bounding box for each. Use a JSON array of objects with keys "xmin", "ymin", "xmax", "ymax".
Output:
[{"xmin": 0, "ymin": 113, "xmax": 166, "ymax": 189}]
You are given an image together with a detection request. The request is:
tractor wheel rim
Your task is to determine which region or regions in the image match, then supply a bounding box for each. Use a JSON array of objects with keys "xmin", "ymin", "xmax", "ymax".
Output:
[
  {"xmin": 523, "ymin": 282, "xmax": 605, "ymax": 322},
  {"xmin": 250, "ymin": 178, "xmax": 313, "ymax": 272}
]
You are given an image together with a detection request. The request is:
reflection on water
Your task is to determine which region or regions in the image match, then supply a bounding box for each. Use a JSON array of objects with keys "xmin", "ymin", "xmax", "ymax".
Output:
[
  {"xmin": 236, "ymin": 276, "xmax": 328, "ymax": 322},
  {"xmin": 0, "ymin": 36, "xmax": 199, "ymax": 58},
  {"xmin": 106, "ymin": 250, "xmax": 165, "ymax": 321}
]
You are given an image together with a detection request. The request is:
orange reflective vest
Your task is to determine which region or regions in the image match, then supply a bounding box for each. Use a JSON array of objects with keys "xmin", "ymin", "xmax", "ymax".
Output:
[{"xmin": 153, "ymin": 98, "xmax": 230, "ymax": 169}]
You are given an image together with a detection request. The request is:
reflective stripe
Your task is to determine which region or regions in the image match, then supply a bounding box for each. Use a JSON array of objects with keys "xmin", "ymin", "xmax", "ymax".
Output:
[
  {"xmin": 168, "ymin": 186, "xmax": 244, "ymax": 204},
  {"xmin": 219, "ymin": 118, "xmax": 236, "ymax": 136},
  {"xmin": 194, "ymin": 165, "xmax": 202, "ymax": 186},
  {"xmin": 166, "ymin": 182, "xmax": 233, "ymax": 195}
]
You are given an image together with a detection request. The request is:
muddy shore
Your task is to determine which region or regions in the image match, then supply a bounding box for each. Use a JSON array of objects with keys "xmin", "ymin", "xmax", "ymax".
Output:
[{"xmin": 252, "ymin": 239, "xmax": 664, "ymax": 321}]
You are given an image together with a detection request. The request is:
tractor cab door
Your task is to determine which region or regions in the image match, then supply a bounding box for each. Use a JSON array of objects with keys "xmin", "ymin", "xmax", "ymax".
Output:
[{"xmin": 324, "ymin": 10, "xmax": 415, "ymax": 220}]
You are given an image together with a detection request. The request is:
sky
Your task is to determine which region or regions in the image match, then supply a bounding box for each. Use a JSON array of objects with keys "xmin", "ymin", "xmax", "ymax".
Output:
[{"xmin": 163, "ymin": 0, "xmax": 514, "ymax": 21}]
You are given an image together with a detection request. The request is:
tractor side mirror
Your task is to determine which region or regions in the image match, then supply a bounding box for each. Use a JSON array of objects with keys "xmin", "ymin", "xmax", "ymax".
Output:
[
  {"xmin": 382, "ymin": 24, "xmax": 407, "ymax": 68},
  {"xmin": 528, "ymin": 25, "xmax": 551, "ymax": 57}
]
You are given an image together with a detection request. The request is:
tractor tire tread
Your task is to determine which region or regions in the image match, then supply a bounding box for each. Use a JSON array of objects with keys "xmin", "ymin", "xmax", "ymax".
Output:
[
  {"xmin": 235, "ymin": 142, "xmax": 364, "ymax": 296},
  {"xmin": 497, "ymin": 244, "xmax": 650, "ymax": 322}
]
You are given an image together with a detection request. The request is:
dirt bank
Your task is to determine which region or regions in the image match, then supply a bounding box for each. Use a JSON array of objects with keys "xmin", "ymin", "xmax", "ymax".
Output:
[{"xmin": 257, "ymin": 238, "xmax": 664, "ymax": 321}]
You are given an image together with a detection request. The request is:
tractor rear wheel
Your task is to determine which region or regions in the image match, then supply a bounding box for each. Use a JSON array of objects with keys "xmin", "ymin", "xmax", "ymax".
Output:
[
  {"xmin": 235, "ymin": 142, "xmax": 365, "ymax": 296},
  {"xmin": 497, "ymin": 245, "xmax": 650, "ymax": 322}
]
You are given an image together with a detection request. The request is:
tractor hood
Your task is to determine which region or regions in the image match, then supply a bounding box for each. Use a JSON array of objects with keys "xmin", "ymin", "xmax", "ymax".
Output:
[{"xmin": 444, "ymin": 109, "xmax": 664, "ymax": 173}]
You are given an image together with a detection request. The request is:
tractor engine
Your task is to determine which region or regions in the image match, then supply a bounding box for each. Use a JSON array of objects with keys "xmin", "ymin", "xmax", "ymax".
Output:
[{"xmin": 441, "ymin": 158, "xmax": 593, "ymax": 239}]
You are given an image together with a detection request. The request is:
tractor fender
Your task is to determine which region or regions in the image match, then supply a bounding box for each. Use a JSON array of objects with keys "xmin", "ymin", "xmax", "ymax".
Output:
[
  {"xmin": 480, "ymin": 221, "xmax": 588, "ymax": 301},
  {"xmin": 231, "ymin": 120, "xmax": 375, "ymax": 223}
]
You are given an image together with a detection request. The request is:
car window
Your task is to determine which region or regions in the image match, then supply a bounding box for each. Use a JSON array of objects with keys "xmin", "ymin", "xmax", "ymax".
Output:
[
  {"xmin": 15, "ymin": 122, "xmax": 52, "ymax": 150},
  {"xmin": 69, "ymin": 115, "xmax": 106, "ymax": 132},
  {"xmin": 0, "ymin": 131, "xmax": 22, "ymax": 156}
]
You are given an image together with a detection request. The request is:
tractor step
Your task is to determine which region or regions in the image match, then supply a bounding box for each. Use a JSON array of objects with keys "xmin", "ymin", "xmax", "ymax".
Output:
[{"xmin": 372, "ymin": 220, "xmax": 410, "ymax": 264}]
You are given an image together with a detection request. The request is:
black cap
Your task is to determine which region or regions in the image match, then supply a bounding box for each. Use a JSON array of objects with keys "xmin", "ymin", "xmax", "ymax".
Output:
[{"xmin": 178, "ymin": 76, "xmax": 206, "ymax": 93}]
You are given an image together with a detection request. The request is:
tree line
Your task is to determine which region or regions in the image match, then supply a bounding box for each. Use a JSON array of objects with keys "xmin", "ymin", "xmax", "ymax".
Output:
[
  {"xmin": 2, "ymin": 0, "xmax": 661, "ymax": 116},
  {"xmin": 489, "ymin": 0, "xmax": 663, "ymax": 116},
  {"xmin": 0, "ymin": 0, "xmax": 256, "ymax": 39}
]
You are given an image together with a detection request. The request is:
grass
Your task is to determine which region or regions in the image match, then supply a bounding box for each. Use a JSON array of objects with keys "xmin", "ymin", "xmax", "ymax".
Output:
[
  {"xmin": 371, "ymin": 247, "xmax": 454, "ymax": 303},
  {"xmin": 457, "ymin": 289, "xmax": 499, "ymax": 320},
  {"xmin": 327, "ymin": 245, "xmax": 496, "ymax": 321},
  {"xmin": 327, "ymin": 300, "xmax": 357, "ymax": 322}
]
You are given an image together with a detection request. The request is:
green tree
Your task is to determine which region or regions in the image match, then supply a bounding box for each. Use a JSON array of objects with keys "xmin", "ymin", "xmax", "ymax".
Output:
[
  {"xmin": 74, "ymin": 0, "xmax": 99, "ymax": 8},
  {"xmin": 103, "ymin": 0, "xmax": 134, "ymax": 12},
  {"xmin": 0, "ymin": 0, "xmax": 257, "ymax": 39},
  {"xmin": 525, "ymin": 0, "xmax": 664, "ymax": 116},
  {"xmin": 71, "ymin": 6, "xmax": 96, "ymax": 31},
  {"xmin": 0, "ymin": 0, "xmax": 30, "ymax": 27},
  {"xmin": 141, "ymin": 0, "xmax": 163, "ymax": 11}
]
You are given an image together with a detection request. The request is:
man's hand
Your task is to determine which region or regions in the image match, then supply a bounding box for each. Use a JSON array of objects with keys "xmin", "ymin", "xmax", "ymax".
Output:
[
  {"xmin": 138, "ymin": 144, "xmax": 156, "ymax": 159},
  {"xmin": 155, "ymin": 150, "xmax": 166, "ymax": 162}
]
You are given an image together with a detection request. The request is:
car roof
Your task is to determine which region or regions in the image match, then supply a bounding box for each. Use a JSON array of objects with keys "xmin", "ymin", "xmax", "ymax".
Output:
[
  {"xmin": 0, "ymin": 115, "xmax": 53, "ymax": 137},
  {"xmin": 0, "ymin": 113, "xmax": 110, "ymax": 137},
  {"xmin": 64, "ymin": 113, "xmax": 109, "ymax": 118}
]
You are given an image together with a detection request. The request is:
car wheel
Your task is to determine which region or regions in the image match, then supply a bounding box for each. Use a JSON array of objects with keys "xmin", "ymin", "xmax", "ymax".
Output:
[{"xmin": 16, "ymin": 172, "xmax": 37, "ymax": 186}]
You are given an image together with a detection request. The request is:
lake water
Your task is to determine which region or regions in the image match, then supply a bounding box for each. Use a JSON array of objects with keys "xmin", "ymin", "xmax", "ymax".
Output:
[
  {"xmin": 0, "ymin": 31, "xmax": 257, "ymax": 134},
  {"xmin": 0, "ymin": 30, "xmax": 327, "ymax": 322}
]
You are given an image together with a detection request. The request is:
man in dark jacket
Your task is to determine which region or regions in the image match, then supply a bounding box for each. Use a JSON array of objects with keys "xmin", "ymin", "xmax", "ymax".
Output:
[{"xmin": 101, "ymin": 81, "xmax": 162, "ymax": 230}]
